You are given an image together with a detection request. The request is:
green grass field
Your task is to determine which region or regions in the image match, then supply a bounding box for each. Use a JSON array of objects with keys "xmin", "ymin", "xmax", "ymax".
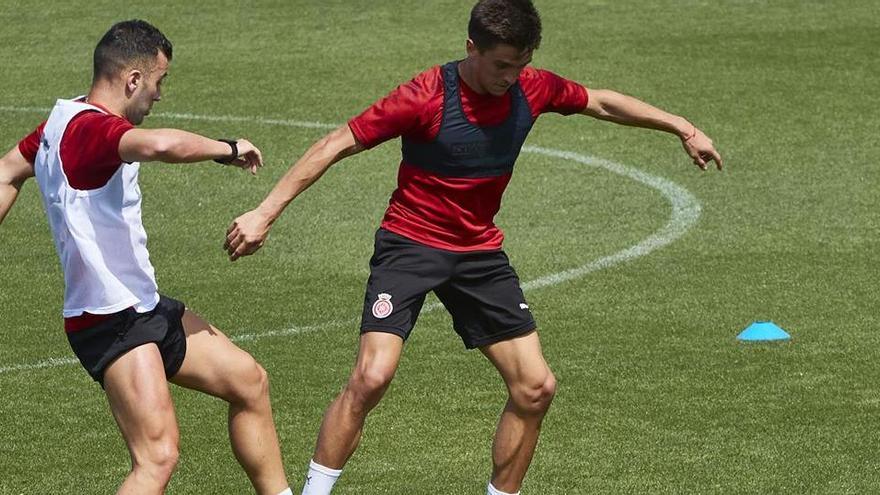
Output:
[{"xmin": 1, "ymin": 1, "xmax": 878, "ymax": 493}]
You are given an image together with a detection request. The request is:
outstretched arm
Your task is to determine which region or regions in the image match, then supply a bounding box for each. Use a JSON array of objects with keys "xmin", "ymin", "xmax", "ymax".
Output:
[
  {"xmin": 119, "ymin": 128, "xmax": 263, "ymax": 174},
  {"xmin": 582, "ymin": 88, "xmax": 723, "ymax": 170},
  {"xmin": 0, "ymin": 146, "xmax": 35, "ymax": 225},
  {"xmin": 225, "ymin": 124, "xmax": 365, "ymax": 261}
]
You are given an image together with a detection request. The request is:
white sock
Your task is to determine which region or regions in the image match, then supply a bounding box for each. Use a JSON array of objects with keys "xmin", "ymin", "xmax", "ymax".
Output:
[
  {"xmin": 487, "ymin": 482, "xmax": 520, "ymax": 495},
  {"xmin": 301, "ymin": 459, "xmax": 342, "ymax": 495},
  {"xmin": 277, "ymin": 489, "xmax": 293, "ymax": 495}
]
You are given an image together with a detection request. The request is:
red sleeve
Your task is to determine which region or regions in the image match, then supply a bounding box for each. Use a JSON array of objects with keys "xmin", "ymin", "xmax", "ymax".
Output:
[
  {"xmin": 520, "ymin": 67, "xmax": 589, "ymax": 118},
  {"xmin": 348, "ymin": 66, "xmax": 444, "ymax": 149},
  {"xmin": 61, "ymin": 111, "xmax": 134, "ymax": 190},
  {"xmin": 17, "ymin": 122, "xmax": 47, "ymax": 163}
]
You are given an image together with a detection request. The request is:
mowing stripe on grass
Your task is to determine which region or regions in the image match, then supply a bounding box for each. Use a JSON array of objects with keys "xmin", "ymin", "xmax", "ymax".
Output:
[{"xmin": 0, "ymin": 107, "xmax": 701, "ymax": 374}]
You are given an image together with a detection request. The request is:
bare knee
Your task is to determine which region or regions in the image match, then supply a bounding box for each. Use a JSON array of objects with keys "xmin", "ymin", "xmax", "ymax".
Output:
[
  {"xmin": 509, "ymin": 371, "xmax": 557, "ymax": 415},
  {"xmin": 132, "ymin": 435, "xmax": 179, "ymax": 485},
  {"xmin": 344, "ymin": 365, "xmax": 395, "ymax": 411},
  {"xmin": 226, "ymin": 360, "xmax": 270, "ymax": 406}
]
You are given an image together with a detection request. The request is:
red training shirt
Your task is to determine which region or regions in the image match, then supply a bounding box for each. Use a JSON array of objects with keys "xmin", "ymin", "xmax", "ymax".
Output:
[
  {"xmin": 18, "ymin": 102, "xmax": 133, "ymax": 190},
  {"xmin": 348, "ymin": 65, "xmax": 588, "ymax": 251}
]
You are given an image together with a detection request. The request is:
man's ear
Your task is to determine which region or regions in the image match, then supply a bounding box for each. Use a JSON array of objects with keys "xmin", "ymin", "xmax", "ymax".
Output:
[
  {"xmin": 125, "ymin": 69, "xmax": 142, "ymax": 95},
  {"xmin": 466, "ymin": 38, "xmax": 478, "ymax": 57}
]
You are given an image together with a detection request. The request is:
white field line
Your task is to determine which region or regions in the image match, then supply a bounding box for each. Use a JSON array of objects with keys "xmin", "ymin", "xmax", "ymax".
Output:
[
  {"xmin": 0, "ymin": 105, "xmax": 337, "ymax": 130},
  {"xmin": 520, "ymin": 146, "xmax": 701, "ymax": 291},
  {"xmin": 231, "ymin": 319, "xmax": 357, "ymax": 343},
  {"xmin": 0, "ymin": 357, "xmax": 80, "ymax": 374},
  {"xmin": 0, "ymin": 107, "xmax": 701, "ymax": 375},
  {"xmin": 156, "ymin": 111, "xmax": 338, "ymax": 130},
  {"xmin": 0, "ymin": 105, "xmax": 52, "ymax": 114}
]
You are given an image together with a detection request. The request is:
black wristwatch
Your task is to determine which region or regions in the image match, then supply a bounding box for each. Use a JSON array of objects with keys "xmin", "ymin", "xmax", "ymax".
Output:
[{"xmin": 214, "ymin": 139, "xmax": 238, "ymax": 164}]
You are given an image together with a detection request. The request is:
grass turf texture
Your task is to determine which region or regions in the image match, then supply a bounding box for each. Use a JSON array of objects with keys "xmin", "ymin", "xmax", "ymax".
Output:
[{"xmin": 1, "ymin": 0, "xmax": 878, "ymax": 493}]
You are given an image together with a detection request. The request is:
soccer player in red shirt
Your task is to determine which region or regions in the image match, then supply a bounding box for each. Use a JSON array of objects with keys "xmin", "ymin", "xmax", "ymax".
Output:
[
  {"xmin": 0, "ymin": 21, "xmax": 291, "ymax": 495},
  {"xmin": 226, "ymin": 1, "xmax": 722, "ymax": 494}
]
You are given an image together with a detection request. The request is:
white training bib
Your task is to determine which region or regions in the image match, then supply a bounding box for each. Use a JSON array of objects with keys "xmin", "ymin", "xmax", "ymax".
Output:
[{"xmin": 34, "ymin": 98, "xmax": 159, "ymax": 317}]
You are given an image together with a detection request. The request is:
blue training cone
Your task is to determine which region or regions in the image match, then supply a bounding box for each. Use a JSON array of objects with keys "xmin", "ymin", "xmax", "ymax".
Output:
[{"xmin": 737, "ymin": 321, "xmax": 791, "ymax": 341}]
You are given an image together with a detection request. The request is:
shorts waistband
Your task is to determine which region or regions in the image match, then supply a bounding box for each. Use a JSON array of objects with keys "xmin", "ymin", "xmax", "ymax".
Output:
[{"xmin": 64, "ymin": 308, "xmax": 131, "ymax": 333}]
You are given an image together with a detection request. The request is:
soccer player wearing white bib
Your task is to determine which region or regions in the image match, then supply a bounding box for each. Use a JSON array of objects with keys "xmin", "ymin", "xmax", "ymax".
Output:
[{"xmin": 0, "ymin": 20, "xmax": 291, "ymax": 495}]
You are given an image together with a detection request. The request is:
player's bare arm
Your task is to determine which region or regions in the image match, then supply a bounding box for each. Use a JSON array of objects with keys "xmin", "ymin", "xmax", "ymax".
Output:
[
  {"xmin": 582, "ymin": 88, "xmax": 723, "ymax": 170},
  {"xmin": 119, "ymin": 128, "xmax": 263, "ymax": 174},
  {"xmin": 225, "ymin": 124, "xmax": 365, "ymax": 261},
  {"xmin": 0, "ymin": 146, "xmax": 35, "ymax": 225}
]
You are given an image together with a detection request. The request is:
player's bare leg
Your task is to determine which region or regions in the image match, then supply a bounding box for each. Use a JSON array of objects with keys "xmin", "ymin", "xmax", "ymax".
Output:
[
  {"xmin": 170, "ymin": 310, "xmax": 289, "ymax": 495},
  {"xmin": 312, "ymin": 332, "xmax": 404, "ymax": 468},
  {"xmin": 104, "ymin": 344, "xmax": 180, "ymax": 495},
  {"xmin": 481, "ymin": 330, "xmax": 556, "ymax": 493}
]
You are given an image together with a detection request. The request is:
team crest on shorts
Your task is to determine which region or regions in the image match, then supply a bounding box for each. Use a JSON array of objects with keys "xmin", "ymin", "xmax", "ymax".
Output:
[{"xmin": 372, "ymin": 293, "xmax": 394, "ymax": 319}]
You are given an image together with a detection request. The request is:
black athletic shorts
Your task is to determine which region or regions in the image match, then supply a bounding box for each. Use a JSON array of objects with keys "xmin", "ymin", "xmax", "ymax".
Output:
[
  {"xmin": 66, "ymin": 295, "xmax": 188, "ymax": 386},
  {"xmin": 360, "ymin": 228, "xmax": 536, "ymax": 348}
]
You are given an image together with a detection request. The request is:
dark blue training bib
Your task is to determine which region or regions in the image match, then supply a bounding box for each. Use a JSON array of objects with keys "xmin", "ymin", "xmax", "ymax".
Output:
[{"xmin": 401, "ymin": 61, "xmax": 535, "ymax": 178}]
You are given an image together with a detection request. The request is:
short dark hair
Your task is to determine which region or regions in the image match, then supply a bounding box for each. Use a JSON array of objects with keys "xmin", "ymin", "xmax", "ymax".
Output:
[
  {"xmin": 468, "ymin": 0, "xmax": 542, "ymax": 52},
  {"xmin": 93, "ymin": 20, "xmax": 173, "ymax": 81}
]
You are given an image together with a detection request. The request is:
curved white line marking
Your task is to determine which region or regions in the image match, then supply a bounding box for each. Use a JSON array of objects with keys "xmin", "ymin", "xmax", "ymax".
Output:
[
  {"xmin": 0, "ymin": 106, "xmax": 700, "ymax": 374},
  {"xmin": 520, "ymin": 146, "xmax": 701, "ymax": 291}
]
